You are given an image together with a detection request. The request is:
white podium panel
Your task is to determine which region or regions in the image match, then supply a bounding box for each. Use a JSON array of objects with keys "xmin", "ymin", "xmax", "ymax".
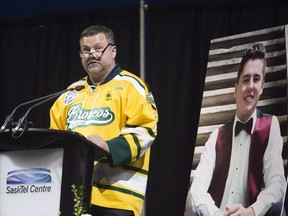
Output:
[{"xmin": 0, "ymin": 148, "xmax": 63, "ymax": 216}]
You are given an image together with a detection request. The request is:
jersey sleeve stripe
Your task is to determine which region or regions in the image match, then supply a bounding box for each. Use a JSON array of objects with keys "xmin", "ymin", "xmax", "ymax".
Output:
[{"xmin": 114, "ymin": 74, "xmax": 146, "ymax": 98}]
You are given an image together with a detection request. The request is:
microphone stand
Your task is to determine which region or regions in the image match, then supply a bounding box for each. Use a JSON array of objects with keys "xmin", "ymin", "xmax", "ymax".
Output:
[
  {"xmin": 0, "ymin": 90, "xmax": 68, "ymax": 134},
  {"xmin": 11, "ymin": 92, "xmax": 66, "ymax": 138},
  {"xmin": 0, "ymin": 85, "xmax": 84, "ymax": 138}
]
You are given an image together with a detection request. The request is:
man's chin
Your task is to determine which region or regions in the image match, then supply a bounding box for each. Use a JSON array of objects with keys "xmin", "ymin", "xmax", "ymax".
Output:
[
  {"xmin": 88, "ymin": 62, "xmax": 101, "ymax": 69},
  {"xmin": 245, "ymin": 106, "xmax": 256, "ymax": 116},
  {"xmin": 87, "ymin": 66, "xmax": 101, "ymax": 74}
]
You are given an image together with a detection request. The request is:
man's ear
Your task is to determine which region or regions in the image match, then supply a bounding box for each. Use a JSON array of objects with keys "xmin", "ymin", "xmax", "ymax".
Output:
[
  {"xmin": 112, "ymin": 45, "xmax": 117, "ymax": 59},
  {"xmin": 234, "ymin": 83, "xmax": 238, "ymax": 98},
  {"xmin": 260, "ymin": 80, "xmax": 264, "ymax": 95}
]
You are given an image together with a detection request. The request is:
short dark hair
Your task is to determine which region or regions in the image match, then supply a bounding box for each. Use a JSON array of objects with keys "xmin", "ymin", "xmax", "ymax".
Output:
[
  {"xmin": 80, "ymin": 25, "xmax": 115, "ymax": 44},
  {"xmin": 237, "ymin": 43, "xmax": 266, "ymax": 83}
]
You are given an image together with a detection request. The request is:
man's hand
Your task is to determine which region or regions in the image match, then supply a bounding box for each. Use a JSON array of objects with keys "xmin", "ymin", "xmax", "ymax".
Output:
[
  {"xmin": 224, "ymin": 204, "xmax": 255, "ymax": 216},
  {"xmin": 87, "ymin": 134, "xmax": 110, "ymax": 153}
]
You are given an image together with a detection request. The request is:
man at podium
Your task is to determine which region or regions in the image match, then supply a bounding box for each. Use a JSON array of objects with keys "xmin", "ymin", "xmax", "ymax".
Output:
[{"xmin": 50, "ymin": 25, "xmax": 158, "ymax": 216}]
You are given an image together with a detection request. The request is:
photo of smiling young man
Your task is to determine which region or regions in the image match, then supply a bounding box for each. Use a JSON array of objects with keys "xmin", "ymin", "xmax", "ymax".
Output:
[
  {"xmin": 189, "ymin": 43, "xmax": 286, "ymax": 216},
  {"xmin": 234, "ymin": 56, "xmax": 264, "ymax": 123}
]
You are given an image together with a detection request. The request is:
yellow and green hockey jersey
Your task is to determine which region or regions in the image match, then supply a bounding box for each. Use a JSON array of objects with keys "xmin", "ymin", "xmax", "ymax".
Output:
[{"xmin": 50, "ymin": 65, "xmax": 158, "ymax": 216}]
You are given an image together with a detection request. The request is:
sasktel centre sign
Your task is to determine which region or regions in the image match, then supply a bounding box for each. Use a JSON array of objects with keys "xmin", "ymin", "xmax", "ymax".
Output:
[{"xmin": 0, "ymin": 148, "xmax": 63, "ymax": 216}]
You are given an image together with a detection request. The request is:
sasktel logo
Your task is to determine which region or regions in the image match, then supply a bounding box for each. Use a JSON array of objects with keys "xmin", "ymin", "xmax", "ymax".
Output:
[{"xmin": 6, "ymin": 168, "xmax": 52, "ymax": 194}]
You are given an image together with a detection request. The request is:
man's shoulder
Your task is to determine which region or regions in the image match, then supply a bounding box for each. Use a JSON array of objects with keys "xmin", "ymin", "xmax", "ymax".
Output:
[
  {"xmin": 67, "ymin": 77, "xmax": 87, "ymax": 89},
  {"xmin": 116, "ymin": 70, "xmax": 147, "ymax": 88},
  {"xmin": 119, "ymin": 70, "xmax": 143, "ymax": 81},
  {"xmin": 256, "ymin": 109, "xmax": 272, "ymax": 118}
]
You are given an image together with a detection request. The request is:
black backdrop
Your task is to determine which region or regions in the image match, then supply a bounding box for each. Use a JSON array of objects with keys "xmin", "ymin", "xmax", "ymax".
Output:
[{"xmin": 0, "ymin": 0, "xmax": 288, "ymax": 215}]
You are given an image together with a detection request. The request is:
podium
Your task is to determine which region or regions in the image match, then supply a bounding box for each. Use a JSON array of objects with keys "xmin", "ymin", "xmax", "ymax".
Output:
[{"xmin": 0, "ymin": 128, "xmax": 107, "ymax": 216}]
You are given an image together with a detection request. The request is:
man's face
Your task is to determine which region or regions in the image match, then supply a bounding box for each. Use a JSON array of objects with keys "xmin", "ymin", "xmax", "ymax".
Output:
[
  {"xmin": 234, "ymin": 59, "xmax": 264, "ymax": 122},
  {"xmin": 79, "ymin": 33, "xmax": 116, "ymax": 84}
]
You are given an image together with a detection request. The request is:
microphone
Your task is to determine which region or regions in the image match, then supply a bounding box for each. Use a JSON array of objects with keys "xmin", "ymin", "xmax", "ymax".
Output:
[
  {"xmin": 11, "ymin": 85, "xmax": 85, "ymax": 138},
  {"xmin": 0, "ymin": 91, "xmax": 65, "ymax": 133},
  {"xmin": 0, "ymin": 85, "xmax": 84, "ymax": 136}
]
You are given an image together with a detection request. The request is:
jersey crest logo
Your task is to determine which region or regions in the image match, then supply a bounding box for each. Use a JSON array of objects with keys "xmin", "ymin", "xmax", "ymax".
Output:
[
  {"xmin": 64, "ymin": 90, "xmax": 78, "ymax": 105},
  {"xmin": 66, "ymin": 104, "xmax": 115, "ymax": 130}
]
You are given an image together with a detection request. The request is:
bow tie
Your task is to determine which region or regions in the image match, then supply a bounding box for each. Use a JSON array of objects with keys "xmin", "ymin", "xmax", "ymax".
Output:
[{"xmin": 235, "ymin": 118, "xmax": 253, "ymax": 136}]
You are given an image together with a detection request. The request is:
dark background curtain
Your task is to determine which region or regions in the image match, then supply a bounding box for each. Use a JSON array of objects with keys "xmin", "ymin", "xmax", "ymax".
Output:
[{"xmin": 0, "ymin": 0, "xmax": 287, "ymax": 215}]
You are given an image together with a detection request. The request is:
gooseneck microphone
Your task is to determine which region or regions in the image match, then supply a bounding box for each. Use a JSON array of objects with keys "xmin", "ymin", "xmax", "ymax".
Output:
[{"xmin": 0, "ymin": 85, "xmax": 84, "ymax": 137}]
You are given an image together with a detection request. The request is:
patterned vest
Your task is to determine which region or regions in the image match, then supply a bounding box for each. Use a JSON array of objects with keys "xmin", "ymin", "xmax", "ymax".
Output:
[{"xmin": 208, "ymin": 110, "xmax": 272, "ymax": 207}]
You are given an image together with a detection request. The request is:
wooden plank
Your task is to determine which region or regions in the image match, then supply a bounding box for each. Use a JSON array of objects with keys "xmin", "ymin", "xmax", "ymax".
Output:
[
  {"xmin": 207, "ymin": 50, "xmax": 286, "ymax": 68},
  {"xmin": 211, "ymin": 26, "xmax": 285, "ymax": 43},
  {"xmin": 209, "ymin": 38, "xmax": 285, "ymax": 56},
  {"xmin": 209, "ymin": 25, "xmax": 285, "ymax": 50}
]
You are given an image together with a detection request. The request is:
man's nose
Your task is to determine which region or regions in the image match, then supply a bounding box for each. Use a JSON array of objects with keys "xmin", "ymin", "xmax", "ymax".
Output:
[{"xmin": 248, "ymin": 79, "xmax": 254, "ymax": 89}]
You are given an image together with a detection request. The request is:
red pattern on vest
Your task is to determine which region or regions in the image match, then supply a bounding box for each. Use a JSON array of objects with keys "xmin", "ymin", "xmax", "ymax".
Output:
[{"xmin": 208, "ymin": 110, "xmax": 272, "ymax": 208}]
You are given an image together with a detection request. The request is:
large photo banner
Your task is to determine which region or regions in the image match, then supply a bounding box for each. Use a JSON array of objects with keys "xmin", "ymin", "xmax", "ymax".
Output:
[{"xmin": 185, "ymin": 24, "xmax": 288, "ymax": 216}]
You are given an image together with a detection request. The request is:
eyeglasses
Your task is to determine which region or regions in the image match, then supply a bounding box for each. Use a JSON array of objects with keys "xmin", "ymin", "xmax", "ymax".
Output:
[{"xmin": 79, "ymin": 43, "xmax": 114, "ymax": 59}]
